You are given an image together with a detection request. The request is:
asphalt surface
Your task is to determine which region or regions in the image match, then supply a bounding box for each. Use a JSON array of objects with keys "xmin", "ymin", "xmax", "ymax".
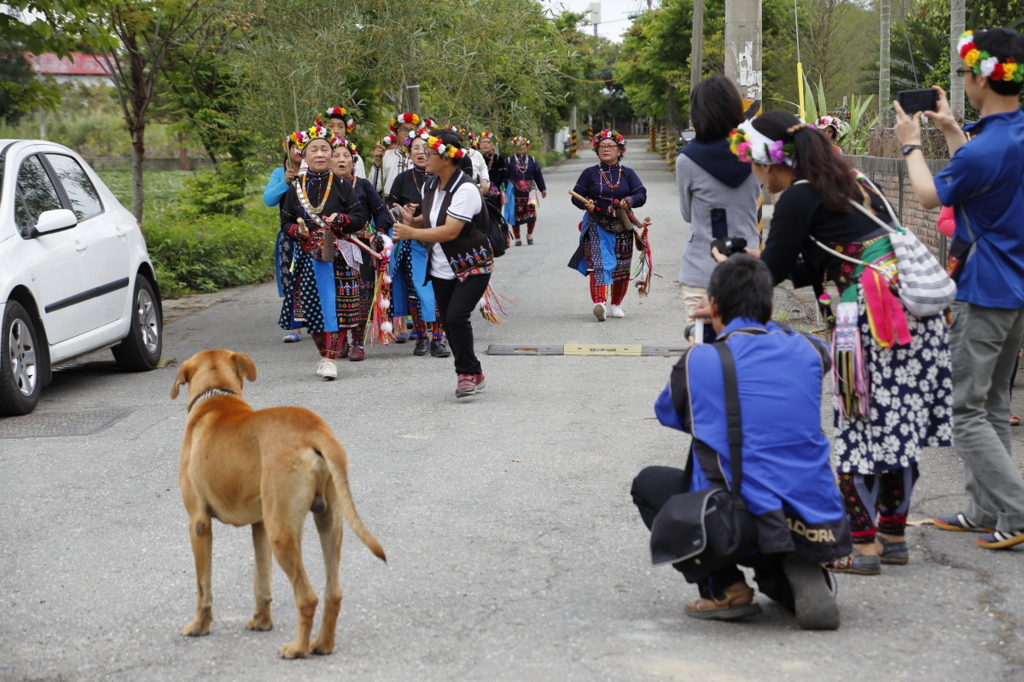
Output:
[{"xmin": 2, "ymin": 145, "xmax": 1023, "ymax": 681}]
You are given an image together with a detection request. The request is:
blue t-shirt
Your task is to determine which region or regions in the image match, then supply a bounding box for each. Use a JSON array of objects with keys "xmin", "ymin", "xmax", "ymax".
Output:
[{"xmin": 935, "ymin": 108, "xmax": 1024, "ymax": 309}]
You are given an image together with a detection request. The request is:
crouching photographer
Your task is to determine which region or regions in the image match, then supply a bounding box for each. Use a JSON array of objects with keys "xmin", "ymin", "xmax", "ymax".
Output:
[{"xmin": 631, "ymin": 255, "xmax": 851, "ymax": 630}]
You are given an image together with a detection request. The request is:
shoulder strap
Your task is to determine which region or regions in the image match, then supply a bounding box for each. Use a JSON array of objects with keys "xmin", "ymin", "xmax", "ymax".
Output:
[{"xmin": 712, "ymin": 342, "xmax": 747, "ymax": 510}]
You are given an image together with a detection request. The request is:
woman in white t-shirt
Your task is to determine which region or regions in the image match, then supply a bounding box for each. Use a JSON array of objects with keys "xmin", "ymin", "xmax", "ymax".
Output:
[{"xmin": 393, "ymin": 130, "xmax": 494, "ymax": 398}]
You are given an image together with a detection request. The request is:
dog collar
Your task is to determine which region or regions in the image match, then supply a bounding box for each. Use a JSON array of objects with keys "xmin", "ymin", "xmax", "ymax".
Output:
[{"xmin": 188, "ymin": 388, "xmax": 236, "ymax": 413}]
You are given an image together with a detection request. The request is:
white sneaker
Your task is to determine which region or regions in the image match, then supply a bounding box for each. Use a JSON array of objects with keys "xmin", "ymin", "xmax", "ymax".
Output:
[
  {"xmin": 593, "ymin": 302, "xmax": 607, "ymax": 321},
  {"xmin": 609, "ymin": 304, "xmax": 625, "ymax": 318},
  {"xmin": 316, "ymin": 358, "xmax": 337, "ymax": 380}
]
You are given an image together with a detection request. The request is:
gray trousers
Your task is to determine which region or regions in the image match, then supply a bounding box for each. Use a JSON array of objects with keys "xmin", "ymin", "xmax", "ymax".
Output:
[{"xmin": 949, "ymin": 301, "xmax": 1024, "ymax": 532}]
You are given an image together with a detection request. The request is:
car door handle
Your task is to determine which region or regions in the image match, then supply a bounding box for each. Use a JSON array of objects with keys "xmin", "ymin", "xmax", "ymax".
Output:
[
  {"xmin": 75, "ymin": 240, "xmax": 88, "ymax": 252},
  {"xmin": 116, "ymin": 227, "xmax": 127, "ymax": 238}
]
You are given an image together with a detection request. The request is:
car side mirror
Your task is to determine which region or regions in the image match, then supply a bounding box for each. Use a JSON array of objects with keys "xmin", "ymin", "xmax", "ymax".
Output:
[{"xmin": 34, "ymin": 209, "xmax": 78, "ymax": 236}]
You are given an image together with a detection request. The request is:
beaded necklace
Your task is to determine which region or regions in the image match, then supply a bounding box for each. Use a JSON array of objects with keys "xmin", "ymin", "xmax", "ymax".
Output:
[
  {"xmin": 598, "ymin": 163, "xmax": 623, "ymax": 190},
  {"xmin": 515, "ymin": 154, "xmax": 529, "ymax": 174},
  {"xmin": 300, "ymin": 171, "xmax": 333, "ymax": 214},
  {"xmin": 411, "ymin": 166, "xmax": 427, "ymax": 194}
]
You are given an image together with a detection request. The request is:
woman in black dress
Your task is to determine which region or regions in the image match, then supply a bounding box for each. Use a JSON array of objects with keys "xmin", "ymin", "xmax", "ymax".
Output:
[{"xmin": 278, "ymin": 124, "xmax": 363, "ymax": 380}]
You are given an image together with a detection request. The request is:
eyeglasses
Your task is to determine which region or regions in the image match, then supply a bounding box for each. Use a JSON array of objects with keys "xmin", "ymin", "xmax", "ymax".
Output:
[
  {"xmin": 956, "ymin": 67, "xmax": 975, "ymax": 77},
  {"xmin": 597, "ymin": 143, "xmax": 620, "ymax": 149},
  {"xmin": 424, "ymin": 152, "xmax": 442, "ymax": 157}
]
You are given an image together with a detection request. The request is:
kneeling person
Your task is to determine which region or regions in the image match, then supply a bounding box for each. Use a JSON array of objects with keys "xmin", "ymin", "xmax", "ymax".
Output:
[{"xmin": 632, "ymin": 255, "xmax": 851, "ymax": 629}]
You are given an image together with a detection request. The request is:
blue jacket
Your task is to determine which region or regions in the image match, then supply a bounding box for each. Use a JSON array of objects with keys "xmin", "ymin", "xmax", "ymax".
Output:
[
  {"xmin": 655, "ymin": 318, "xmax": 851, "ymax": 562},
  {"xmin": 263, "ymin": 166, "xmax": 290, "ymax": 208}
]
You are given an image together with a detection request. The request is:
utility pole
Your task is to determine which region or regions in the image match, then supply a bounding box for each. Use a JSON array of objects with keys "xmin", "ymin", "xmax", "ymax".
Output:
[
  {"xmin": 950, "ymin": 0, "xmax": 965, "ymax": 120},
  {"xmin": 407, "ymin": 83, "xmax": 421, "ymax": 114},
  {"xmin": 590, "ymin": 2, "xmax": 600, "ymax": 38},
  {"xmin": 690, "ymin": 0, "xmax": 704, "ymax": 126},
  {"xmin": 879, "ymin": 0, "xmax": 891, "ymax": 124},
  {"xmin": 725, "ymin": 0, "xmax": 762, "ymax": 118}
]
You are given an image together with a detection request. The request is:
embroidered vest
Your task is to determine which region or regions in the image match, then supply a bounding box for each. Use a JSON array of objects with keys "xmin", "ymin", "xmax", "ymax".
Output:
[{"xmin": 420, "ymin": 170, "xmax": 494, "ymax": 281}]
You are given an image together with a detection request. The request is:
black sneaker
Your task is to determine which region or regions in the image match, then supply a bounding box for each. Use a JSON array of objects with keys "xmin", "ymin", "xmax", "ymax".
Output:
[
  {"xmin": 430, "ymin": 338, "xmax": 451, "ymax": 357},
  {"xmin": 413, "ymin": 336, "xmax": 430, "ymax": 356}
]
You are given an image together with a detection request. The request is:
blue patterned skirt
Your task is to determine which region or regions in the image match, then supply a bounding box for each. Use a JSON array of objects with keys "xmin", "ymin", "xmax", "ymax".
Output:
[{"xmin": 568, "ymin": 213, "xmax": 633, "ymax": 285}]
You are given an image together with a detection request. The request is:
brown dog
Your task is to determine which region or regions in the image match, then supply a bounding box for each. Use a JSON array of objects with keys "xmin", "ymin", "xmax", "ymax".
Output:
[{"xmin": 171, "ymin": 349, "xmax": 385, "ymax": 658}]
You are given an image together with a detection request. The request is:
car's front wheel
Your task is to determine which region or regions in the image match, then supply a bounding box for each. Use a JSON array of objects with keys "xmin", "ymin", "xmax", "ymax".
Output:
[
  {"xmin": 112, "ymin": 277, "xmax": 162, "ymax": 371},
  {"xmin": 0, "ymin": 300, "xmax": 42, "ymax": 416}
]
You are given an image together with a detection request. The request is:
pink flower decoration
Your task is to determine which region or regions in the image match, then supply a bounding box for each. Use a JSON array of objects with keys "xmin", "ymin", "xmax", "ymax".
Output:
[
  {"xmin": 769, "ymin": 139, "xmax": 786, "ymax": 163},
  {"xmin": 736, "ymin": 141, "xmax": 752, "ymax": 163}
]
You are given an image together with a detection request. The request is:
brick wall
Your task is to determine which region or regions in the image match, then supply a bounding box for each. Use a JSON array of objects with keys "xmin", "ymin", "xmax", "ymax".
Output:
[{"xmin": 848, "ymin": 155, "xmax": 950, "ymax": 260}]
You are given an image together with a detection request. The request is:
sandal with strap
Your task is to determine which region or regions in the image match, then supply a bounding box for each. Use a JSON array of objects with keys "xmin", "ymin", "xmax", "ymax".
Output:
[
  {"xmin": 877, "ymin": 535, "xmax": 909, "ymax": 565},
  {"xmin": 977, "ymin": 529, "xmax": 1024, "ymax": 550},
  {"xmin": 933, "ymin": 513, "xmax": 994, "ymax": 533},
  {"xmin": 825, "ymin": 552, "xmax": 880, "ymax": 575},
  {"xmin": 685, "ymin": 584, "xmax": 762, "ymax": 621}
]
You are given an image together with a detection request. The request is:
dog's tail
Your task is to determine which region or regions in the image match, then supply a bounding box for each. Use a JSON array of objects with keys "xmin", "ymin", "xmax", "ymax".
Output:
[{"xmin": 316, "ymin": 436, "xmax": 387, "ymax": 563}]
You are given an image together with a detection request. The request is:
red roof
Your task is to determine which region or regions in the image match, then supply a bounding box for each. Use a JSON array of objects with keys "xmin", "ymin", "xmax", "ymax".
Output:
[{"xmin": 24, "ymin": 52, "xmax": 113, "ymax": 77}]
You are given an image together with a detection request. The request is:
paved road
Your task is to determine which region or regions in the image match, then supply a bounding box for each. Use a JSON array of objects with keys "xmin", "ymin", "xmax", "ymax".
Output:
[{"xmin": 2, "ymin": 146, "xmax": 1023, "ymax": 681}]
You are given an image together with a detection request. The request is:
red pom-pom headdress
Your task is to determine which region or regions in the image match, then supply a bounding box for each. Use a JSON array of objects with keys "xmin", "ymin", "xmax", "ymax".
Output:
[
  {"xmin": 426, "ymin": 134, "xmax": 466, "ymax": 160},
  {"xmin": 389, "ymin": 113, "xmax": 421, "ymax": 132},
  {"xmin": 325, "ymin": 106, "xmax": 357, "ymax": 133}
]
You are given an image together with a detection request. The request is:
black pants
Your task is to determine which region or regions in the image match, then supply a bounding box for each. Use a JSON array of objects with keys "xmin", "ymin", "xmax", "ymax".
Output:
[
  {"xmin": 431, "ymin": 273, "xmax": 491, "ymax": 375},
  {"xmin": 631, "ymin": 465, "xmax": 794, "ymax": 611}
]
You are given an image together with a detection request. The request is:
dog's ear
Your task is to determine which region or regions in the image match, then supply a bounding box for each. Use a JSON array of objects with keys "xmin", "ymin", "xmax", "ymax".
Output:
[
  {"xmin": 170, "ymin": 359, "xmax": 194, "ymax": 399},
  {"xmin": 233, "ymin": 352, "xmax": 257, "ymax": 383}
]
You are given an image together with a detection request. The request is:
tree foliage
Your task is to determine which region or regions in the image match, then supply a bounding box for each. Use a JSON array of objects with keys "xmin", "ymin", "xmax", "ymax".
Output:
[
  {"xmin": 0, "ymin": 1, "xmax": 116, "ymax": 112},
  {"xmin": 232, "ymin": 0, "xmax": 577, "ymax": 154}
]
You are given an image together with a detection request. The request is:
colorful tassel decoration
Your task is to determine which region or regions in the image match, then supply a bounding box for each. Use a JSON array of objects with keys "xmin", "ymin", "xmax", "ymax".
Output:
[
  {"xmin": 364, "ymin": 234, "xmax": 396, "ymax": 347},
  {"xmin": 832, "ymin": 301, "xmax": 870, "ymax": 421},
  {"xmin": 478, "ymin": 285, "xmax": 515, "ymax": 326}
]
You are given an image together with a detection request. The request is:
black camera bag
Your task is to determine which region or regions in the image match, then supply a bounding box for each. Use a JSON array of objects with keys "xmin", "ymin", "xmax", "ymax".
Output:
[{"xmin": 649, "ymin": 342, "xmax": 759, "ymax": 573}]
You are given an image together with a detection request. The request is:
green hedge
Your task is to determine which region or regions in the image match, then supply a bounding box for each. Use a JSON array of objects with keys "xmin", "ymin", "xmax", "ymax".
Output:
[{"xmin": 144, "ymin": 210, "xmax": 278, "ymax": 297}]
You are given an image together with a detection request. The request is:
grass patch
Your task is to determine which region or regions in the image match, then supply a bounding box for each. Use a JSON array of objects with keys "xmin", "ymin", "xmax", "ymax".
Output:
[
  {"xmin": 96, "ymin": 169, "xmax": 195, "ymax": 219},
  {"xmin": 535, "ymin": 151, "xmax": 569, "ymax": 168}
]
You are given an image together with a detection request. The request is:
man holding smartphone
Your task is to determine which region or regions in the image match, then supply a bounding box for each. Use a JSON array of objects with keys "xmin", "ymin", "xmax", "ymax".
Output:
[{"xmin": 895, "ymin": 27, "xmax": 1024, "ymax": 549}]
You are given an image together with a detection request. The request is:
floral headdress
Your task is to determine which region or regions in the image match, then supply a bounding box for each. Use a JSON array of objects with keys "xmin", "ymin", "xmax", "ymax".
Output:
[
  {"xmin": 401, "ymin": 127, "xmax": 432, "ymax": 153},
  {"xmin": 592, "ymin": 129, "xmax": 626, "ymax": 151},
  {"xmin": 420, "ymin": 118, "xmax": 436, "ymax": 130},
  {"xmin": 325, "ymin": 106, "xmax": 357, "ymax": 133},
  {"xmin": 381, "ymin": 133, "xmax": 398, "ymax": 147},
  {"xmin": 332, "ymin": 137, "xmax": 359, "ymax": 158},
  {"xmin": 426, "ymin": 134, "xmax": 466, "ymax": 160},
  {"xmin": 478, "ymin": 131, "xmax": 495, "ymax": 141},
  {"xmin": 958, "ymin": 30, "xmax": 1023, "ymax": 82},
  {"xmin": 282, "ymin": 134, "xmax": 303, "ymax": 158},
  {"xmin": 511, "ymin": 136, "xmax": 530, "ymax": 148},
  {"xmin": 727, "ymin": 119, "xmax": 797, "ymax": 167},
  {"xmin": 389, "ymin": 113, "xmax": 421, "ymax": 132},
  {"xmin": 293, "ymin": 124, "xmax": 342, "ymax": 152},
  {"xmin": 815, "ymin": 115, "xmax": 841, "ymax": 132}
]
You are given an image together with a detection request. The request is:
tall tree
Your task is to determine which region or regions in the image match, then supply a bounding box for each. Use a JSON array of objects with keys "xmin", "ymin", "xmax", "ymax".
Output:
[
  {"xmin": 98, "ymin": 0, "xmax": 212, "ymax": 221},
  {"xmin": 950, "ymin": 0, "xmax": 965, "ymax": 118}
]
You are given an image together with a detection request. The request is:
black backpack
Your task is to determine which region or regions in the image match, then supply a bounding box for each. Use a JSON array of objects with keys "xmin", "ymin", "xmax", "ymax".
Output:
[{"xmin": 481, "ymin": 197, "xmax": 509, "ymax": 258}]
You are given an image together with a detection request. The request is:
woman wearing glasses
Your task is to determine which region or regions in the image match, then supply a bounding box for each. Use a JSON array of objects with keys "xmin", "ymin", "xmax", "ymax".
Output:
[{"xmin": 569, "ymin": 130, "xmax": 647, "ymax": 321}]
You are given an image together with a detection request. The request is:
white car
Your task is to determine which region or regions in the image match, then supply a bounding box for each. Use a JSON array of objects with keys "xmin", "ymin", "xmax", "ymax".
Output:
[{"xmin": 0, "ymin": 140, "xmax": 162, "ymax": 416}]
